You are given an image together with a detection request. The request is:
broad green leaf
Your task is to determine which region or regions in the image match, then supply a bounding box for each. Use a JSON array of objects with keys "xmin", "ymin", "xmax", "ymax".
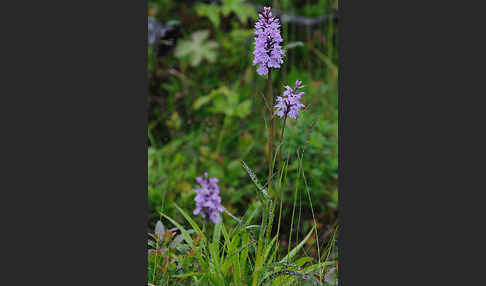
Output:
[
  {"xmin": 225, "ymin": 88, "xmax": 239, "ymax": 107},
  {"xmin": 236, "ymin": 100, "xmax": 252, "ymax": 118},
  {"xmin": 193, "ymin": 94, "xmax": 215, "ymax": 110},
  {"xmin": 175, "ymin": 30, "xmax": 218, "ymax": 67},
  {"xmin": 195, "ymin": 3, "xmax": 221, "ymax": 27},
  {"xmin": 221, "ymin": 0, "xmax": 255, "ymax": 23},
  {"xmin": 209, "ymin": 94, "xmax": 229, "ymax": 115},
  {"xmin": 233, "ymin": 4, "xmax": 255, "ymax": 23}
]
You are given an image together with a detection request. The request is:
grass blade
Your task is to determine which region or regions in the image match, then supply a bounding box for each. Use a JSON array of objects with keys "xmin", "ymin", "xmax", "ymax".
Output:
[
  {"xmin": 160, "ymin": 212, "xmax": 194, "ymax": 248},
  {"xmin": 174, "ymin": 203, "xmax": 206, "ymax": 242},
  {"xmin": 281, "ymin": 225, "xmax": 315, "ymax": 263},
  {"xmin": 263, "ymin": 234, "xmax": 278, "ymax": 264}
]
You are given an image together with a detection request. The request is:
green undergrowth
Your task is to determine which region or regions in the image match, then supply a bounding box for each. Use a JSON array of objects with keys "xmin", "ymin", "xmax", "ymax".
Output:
[{"xmin": 149, "ymin": 161, "xmax": 338, "ymax": 285}]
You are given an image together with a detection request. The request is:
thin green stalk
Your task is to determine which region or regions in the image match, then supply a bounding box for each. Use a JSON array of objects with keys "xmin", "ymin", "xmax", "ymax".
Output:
[
  {"xmin": 296, "ymin": 153, "xmax": 303, "ymax": 245},
  {"xmin": 267, "ymin": 70, "xmax": 274, "ymax": 194},
  {"xmin": 277, "ymin": 114, "xmax": 287, "ymax": 171},
  {"xmin": 274, "ymin": 114, "xmax": 288, "ymax": 260},
  {"xmin": 255, "ymin": 69, "xmax": 275, "ymax": 286},
  {"xmin": 287, "ymin": 149, "xmax": 302, "ymax": 256},
  {"xmin": 300, "ymin": 154, "xmax": 322, "ymax": 280},
  {"xmin": 274, "ymin": 150, "xmax": 289, "ymax": 266}
]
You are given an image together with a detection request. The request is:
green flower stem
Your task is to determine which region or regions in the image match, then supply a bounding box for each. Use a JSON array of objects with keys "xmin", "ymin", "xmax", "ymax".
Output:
[{"xmin": 267, "ymin": 70, "xmax": 274, "ymax": 194}]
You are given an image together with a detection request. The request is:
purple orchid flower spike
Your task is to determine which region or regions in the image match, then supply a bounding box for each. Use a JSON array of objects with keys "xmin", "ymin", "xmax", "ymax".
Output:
[
  {"xmin": 253, "ymin": 7, "xmax": 285, "ymax": 76},
  {"xmin": 275, "ymin": 80, "xmax": 305, "ymax": 119},
  {"xmin": 193, "ymin": 172, "xmax": 224, "ymax": 224}
]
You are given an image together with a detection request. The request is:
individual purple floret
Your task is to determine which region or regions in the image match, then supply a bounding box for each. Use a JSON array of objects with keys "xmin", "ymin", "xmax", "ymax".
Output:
[
  {"xmin": 253, "ymin": 7, "xmax": 284, "ymax": 76},
  {"xmin": 193, "ymin": 172, "xmax": 224, "ymax": 223},
  {"xmin": 275, "ymin": 80, "xmax": 305, "ymax": 119}
]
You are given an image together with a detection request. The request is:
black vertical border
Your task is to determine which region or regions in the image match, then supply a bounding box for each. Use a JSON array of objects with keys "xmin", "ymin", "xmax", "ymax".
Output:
[
  {"xmin": 2, "ymin": 0, "xmax": 149, "ymax": 283},
  {"xmin": 336, "ymin": 1, "xmax": 486, "ymax": 285}
]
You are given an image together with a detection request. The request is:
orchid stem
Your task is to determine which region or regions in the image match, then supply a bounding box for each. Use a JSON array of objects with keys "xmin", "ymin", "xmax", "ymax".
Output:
[{"xmin": 268, "ymin": 69, "xmax": 274, "ymax": 194}]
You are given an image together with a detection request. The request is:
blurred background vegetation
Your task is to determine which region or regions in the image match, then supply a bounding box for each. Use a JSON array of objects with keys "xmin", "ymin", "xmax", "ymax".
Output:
[{"xmin": 148, "ymin": 0, "xmax": 338, "ymax": 252}]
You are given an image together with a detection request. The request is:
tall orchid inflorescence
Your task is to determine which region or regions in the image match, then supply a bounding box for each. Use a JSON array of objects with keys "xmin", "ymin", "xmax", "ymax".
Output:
[
  {"xmin": 193, "ymin": 172, "xmax": 224, "ymax": 223},
  {"xmin": 275, "ymin": 80, "xmax": 305, "ymax": 119},
  {"xmin": 253, "ymin": 7, "xmax": 284, "ymax": 76}
]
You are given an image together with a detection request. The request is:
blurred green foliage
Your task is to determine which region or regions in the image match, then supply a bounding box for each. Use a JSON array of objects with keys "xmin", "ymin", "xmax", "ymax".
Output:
[
  {"xmin": 148, "ymin": 0, "xmax": 338, "ymax": 240},
  {"xmin": 175, "ymin": 30, "xmax": 219, "ymax": 66}
]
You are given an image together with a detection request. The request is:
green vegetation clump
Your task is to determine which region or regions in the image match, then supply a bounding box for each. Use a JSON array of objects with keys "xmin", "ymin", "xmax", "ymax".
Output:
[{"xmin": 148, "ymin": 0, "xmax": 339, "ymax": 284}]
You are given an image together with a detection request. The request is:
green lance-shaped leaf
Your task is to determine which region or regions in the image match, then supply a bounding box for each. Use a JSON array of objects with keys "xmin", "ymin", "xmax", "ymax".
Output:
[
  {"xmin": 280, "ymin": 225, "xmax": 316, "ymax": 263},
  {"xmin": 295, "ymin": 256, "xmax": 313, "ymax": 268},
  {"xmin": 160, "ymin": 212, "xmax": 194, "ymax": 248},
  {"xmin": 263, "ymin": 235, "xmax": 278, "ymax": 264},
  {"xmin": 173, "ymin": 203, "xmax": 206, "ymax": 242}
]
